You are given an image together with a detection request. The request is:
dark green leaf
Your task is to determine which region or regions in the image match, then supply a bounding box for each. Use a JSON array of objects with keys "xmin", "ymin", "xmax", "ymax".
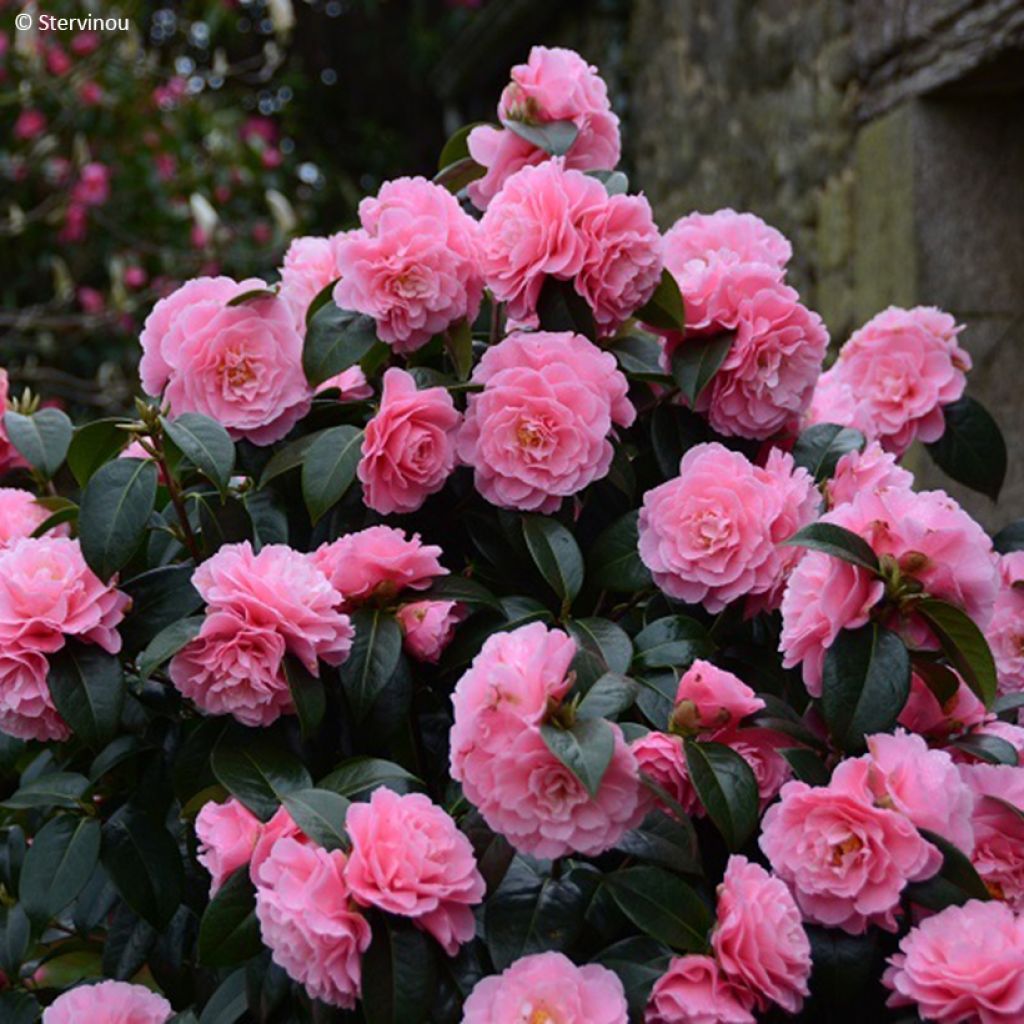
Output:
[
  {"xmin": 258, "ymin": 429, "xmax": 332, "ymax": 488},
  {"xmin": 318, "ymin": 757, "xmax": 421, "ymax": 799},
  {"xmin": 912, "ymin": 657, "xmax": 961, "ymax": 706},
  {"xmin": 162, "ymin": 413, "xmax": 236, "ymax": 496},
  {"xmin": 79, "ymin": 457, "xmax": 158, "ymax": 581},
  {"xmin": 227, "ymin": 287, "xmax": 278, "ymax": 306},
  {"xmin": 793, "ymin": 423, "xmax": 866, "ymax": 481},
  {"xmin": 904, "ymin": 830, "xmax": 990, "ymax": 910},
  {"xmin": 281, "ymin": 788, "xmax": 351, "ymax": 851},
  {"xmin": 604, "ymin": 866, "xmax": 712, "ymax": 952},
  {"xmin": 918, "ymin": 598, "xmax": 998, "ymax": 707},
  {"xmin": 90, "ymin": 735, "xmax": 146, "ymax": 782},
  {"xmin": 212, "ymin": 728, "xmax": 312, "ymax": 821},
  {"xmin": 119, "ymin": 564, "xmax": 202, "ymax": 653},
  {"xmin": 670, "ymin": 332, "xmax": 734, "ymax": 407},
  {"xmin": 101, "ymin": 809, "xmax": 184, "ymax": 928},
  {"xmin": 4, "ymin": 408, "xmax": 72, "ymax": 479},
  {"xmin": 301, "ymin": 424, "xmax": 363, "ymax": 524},
  {"xmin": 283, "ymin": 656, "xmax": 325, "ymax": 740},
  {"xmin": 635, "ymin": 671, "xmax": 679, "ymax": 730},
  {"xmin": 445, "ymin": 318, "xmax": 474, "ymax": 381},
  {"xmin": 569, "ymin": 618, "xmax": 633, "ymax": 675},
  {"xmin": 244, "ymin": 488, "xmax": 289, "ymax": 548},
  {"xmin": 615, "ymin": 810, "xmax": 702, "ymax": 875},
  {"xmin": 650, "ymin": 403, "xmax": 708, "ymax": 479},
  {"xmin": 2, "ymin": 772, "xmax": 90, "ymax": 811},
  {"xmin": 303, "ymin": 302, "xmax": 380, "ymax": 386},
  {"xmin": 588, "ymin": 169, "xmax": 630, "ymax": 195},
  {"xmin": 137, "ymin": 616, "xmax": 204, "ymax": 681},
  {"xmin": 0, "ymin": 906, "xmax": 30, "ymax": 980},
  {"xmin": 684, "ymin": 740, "xmax": 759, "ymax": 850},
  {"xmin": 0, "ymin": 991, "xmax": 38, "ymax": 1024},
  {"xmin": 784, "ymin": 522, "xmax": 881, "ymax": 575},
  {"xmin": 535, "ymin": 275, "xmax": 596, "ymax": 340},
  {"xmin": 636, "ymin": 268, "xmax": 686, "ymax": 332},
  {"xmin": 503, "ymin": 117, "xmax": 578, "ymax": 156},
  {"xmin": 821, "ymin": 624, "xmax": 911, "ymax": 751},
  {"xmin": 781, "ymin": 747, "xmax": 831, "ymax": 785},
  {"xmin": 522, "ymin": 515, "xmax": 585, "ymax": 607},
  {"xmin": 47, "ymin": 642, "xmax": 125, "ymax": 749},
  {"xmin": 926, "ymin": 396, "xmax": 1007, "ymax": 500},
  {"xmin": 993, "ymin": 519, "xmax": 1024, "ymax": 554},
  {"xmin": 587, "ymin": 510, "xmax": 652, "ymax": 593},
  {"xmin": 807, "ymin": 927, "xmax": 884, "ymax": 1019},
  {"xmin": 418, "ymin": 575, "xmax": 502, "ymax": 611},
  {"xmin": 994, "ymin": 692, "xmax": 1024, "ymax": 715},
  {"xmin": 539, "ymin": 717, "xmax": 615, "ymax": 797},
  {"xmin": 437, "ymin": 122, "xmax": 485, "ymax": 171},
  {"xmin": 951, "ymin": 732, "xmax": 1019, "ymax": 765},
  {"xmin": 198, "ymin": 866, "xmax": 263, "ymax": 967},
  {"xmin": 21, "ymin": 815, "xmax": 100, "ymax": 927},
  {"xmin": 102, "ymin": 905, "xmax": 156, "ymax": 980},
  {"xmin": 610, "ymin": 333, "xmax": 672, "ymax": 383},
  {"xmin": 340, "ymin": 609, "xmax": 403, "ymax": 725},
  {"xmin": 577, "ymin": 673, "xmax": 639, "ymax": 720},
  {"xmin": 433, "ymin": 156, "xmax": 486, "ymax": 194},
  {"xmin": 67, "ymin": 418, "xmax": 133, "ymax": 486},
  {"xmin": 198, "ymin": 968, "xmax": 248, "ymax": 1024},
  {"xmin": 596, "ymin": 936, "xmax": 673, "ymax": 1021},
  {"xmin": 633, "ymin": 616, "xmax": 713, "ymax": 671},
  {"xmin": 362, "ymin": 913, "xmax": 437, "ymax": 1024}
]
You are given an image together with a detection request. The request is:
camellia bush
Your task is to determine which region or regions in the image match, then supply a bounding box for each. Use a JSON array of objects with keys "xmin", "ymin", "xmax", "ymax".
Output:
[{"xmin": 2, "ymin": 44, "xmax": 1024, "ymax": 1024}]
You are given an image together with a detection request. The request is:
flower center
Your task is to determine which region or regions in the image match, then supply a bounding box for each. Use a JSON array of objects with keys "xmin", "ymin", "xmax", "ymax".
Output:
[
  {"xmin": 393, "ymin": 268, "xmax": 431, "ymax": 299},
  {"xmin": 221, "ymin": 351, "xmax": 256, "ymax": 389},
  {"xmin": 516, "ymin": 419, "xmax": 547, "ymax": 450},
  {"xmin": 829, "ymin": 835, "xmax": 864, "ymax": 867},
  {"xmin": 521, "ymin": 1003, "xmax": 558, "ymax": 1024}
]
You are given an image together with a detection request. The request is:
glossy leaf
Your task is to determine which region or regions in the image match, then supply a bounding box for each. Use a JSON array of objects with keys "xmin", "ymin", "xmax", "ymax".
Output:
[
  {"xmin": 792, "ymin": 423, "xmax": 865, "ymax": 481},
  {"xmin": 684, "ymin": 740, "xmax": 759, "ymax": 851},
  {"xmin": 635, "ymin": 268, "xmax": 686, "ymax": 333},
  {"xmin": 161, "ymin": 413, "xmax": 236, "ymax": 496},
  {"xmin": 926, "ymin": 396, "xmax": 1007, "ymax": 500},
  {"xmin": 137, "ymin": 616, "xmax": 203, "ymax": 681},
  {"xmin": 303, "ymin": 301, "xmax": 380, "ymax": 386},
  {"xmin": 362, "ymin": 913, "xmax": 438, "ymax": 1024},
  {"xmin": 340, "ymin": 608, "xmax": 403, "ymax": 725},
  {"xmin": 784, "ymin": 522, "xmax": 881, "ymax": 575},
  {"xmin": 522, "ymin": 515, "xmax": 585, "ymax": 607},
  {"xmin": 918, "ymin": 598, "xmax": 998, "ymax": 707},
  {"xmin": 67, "ymin": 418, "xmax": 133, "ymax": 486},
  {"xmin": 670, "ymin": 331, "xmax": 734, "ymax": 407},
  {"xmin": 502, "ymin": 117, "xmax": 578, "ymax": 156},
  {"xmin": 604, "ymin": 866, "xmax": 712, "ymax": 952},
  {"xmin": 4, "ymin": 407, "xmax": 73, "ymax": 479},
  {"xmin": 539, "ymin": 717, "xmax": 615, "ymax": 797},
  {"xmin": 211, "ymin": 728, "xmax": 312, "ymax": 821},
  {"xmin": 283, "ymin": 656, "xmax": 325, "ymax": 740},
  {"xmin": 587, "ymin": 510, "xmax": 653, "ymax": 593},
  {"xmin": 47, "ymin": 641, "xmax": 125, "ymax": 750},
  {"xmin": 20, "ymin": 815, "xmax": 100, "ymax": 927},
  {"xmin": 318, "ymin": 757, "xmax": 422, "ymax": 799},
  {"xmin": 301, "ymin": 424, "xmax": 363, "ymax": 524},
  {"xmin": 633, "ymin": 616, "xmax": 713, "ymax": 671},
  {"xmin": 281, "ymin": 788, "xmax": 351, "ymax": 851}
]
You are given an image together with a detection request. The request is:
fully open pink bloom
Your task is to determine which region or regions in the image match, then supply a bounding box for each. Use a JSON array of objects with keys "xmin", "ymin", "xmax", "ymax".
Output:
[
  {"xmin": 884, "ymin": 900, "xmax": 1024, "ymax": 1023},
  {"xmin": 478, "ymin": 161, "xmax": 605, "ymax": 321},
  {"xmin": 278, "ymin": 234, "xmax": 340, "ymax": 330},
  {"xmin": 720, "ymin": 727, "xmax": 793, "ymax": 809},
  {"xmin": 575, "ymin": 191, "xmax": 663, "ymax": 334},
  {"xmin": 396, "ymin": 600, "xmax": 463, "ymax": 663},
  {"xmin": 0, "ymin": 536, "xmax": 128, "ymax": 653},
  {"xmin": 42, "ymin": 980, "xmax": 172, "ymax": 1024},
  {"xmin": 467, "ymin": 46, "xmax": 620, "ymax": 209},
  {"xmin": 345, "ymin": 787, "xmax": 484, "ymax": 954},
  {"xmin": 192, "ymin": 542, "xmax": 353, "ymax": 672},
  {"xmin": 451, "ymin": 623, "xmax": 642, "ymax": 857},
  {"xmin": 898, "ymin": 670, "xmax": 988, "ymax": 740},
  {"xmin": 312, "ymin": 526, "xmax": 446, "ymax": 608},
  {"xmin": 713, "ymin": 855, "xmax": 811, "ymax": 1014},
  {"xmin": 195, "ymin": 797, "xmax": 262, "ymax": 895},
  {"xmin": 315, "ymin": 366, "xmax": 373, "ymax": 402},
  {"xmin": 826, "ymin": 441, "xmax": 915, "ymax": 508},
  {"xmin": 463, "ymin": 951, "xmax": 628, "ymax": 1024},
  {"xmin": 760, "ymin": 760, "xmax": 942, "ymax": 934},
  {"xmin": 138, "ymin": 276, "xmax": 311, "ymax": 445},
  {"xmin": 358, "ymin": 368, "xmax": 460, "ymax": 514},
  {"xmin": 0, "ymin": 488, "xmax": 55, "ymax": 547},
  {"xmin": 671, "ymin": 660, "xmax": 764, "ymax": 736},
  {"xmin": 807, "ymin": 307, "xmax": 970, "ymax": 455},
  {"xmin": 781, "ymin": 486, "xmax": 997, "ymax": 695},
  {"xmin": 632, "ymin": 730, "xmax": 697, "ymax": 817},
  {"xmin": 639, "ymin": 443, "xmax": 818, "ymax": 613},
  {"xmin": 170, "ymin": 612, "xmax": 291, "ymax": 726},
  {"xmin": 961, "ymin": 765, "xmax": 1024, "ymax": 908},
  {"xmin": 646, "ymin": 955, "xmax": 755, "ymax": 1024},
  {"xmin": 333, "ymin": 177, "xmax": 482, "ymax": 353},
  {"xmin": 0, "ymin": 646, "xmax": 68, "ymax": 741},
  {"xmin": 457, "ymin": 330, "xmax": 633, "ymax": 513},
  {"xmin": 250, "ymin": 806, "xmax": 303, "ymax": 886},
  {"xmin": 254, "ymin": 837, "xmax": 371, "ymax": 1010},
  {"xmin": 988, "ymin": 552, "xmax": 1024, "ymax": 702}
]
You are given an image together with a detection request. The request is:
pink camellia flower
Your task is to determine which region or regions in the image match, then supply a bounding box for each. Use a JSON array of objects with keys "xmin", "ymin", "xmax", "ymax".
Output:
[
  {"xmin": 396, "ymin": 600, "xmax": 463, "ymax": 663},
  {"xmin": 14, "ymin": 109, "xmax": 46, "ymax": 141},
  {"xmin": 0, "ymin": 646, "xmax": 68, "ymax": 741},
  {"xmin": 169, "ymin": 611, "xmax": 291, "ymax": 727},
  {"xmin": 312, "ymin": 526, "xmax": 446, "ymax": 608},
  {"xmin": 638, "ymin": 443, "xmax": 818, "ymax": 613},
  {"xmin": 0, "ymin": 370, "xmax": 25, "ymax": 478},
  {"xmin": 467, "ymin": 45, "xmax": 621, "ymax": 210},
  {"xmin": 646, "ymin": 954, "xmax": 755, "ymax": 1024},
  {"xmin": 884, "ymin": 900, "xmax": 1024, "ymax": 1023},
  {"xmin": 462, "ymin": 951, "xmax": 628, "ymax": 1024},
  {"xmin": 478, "ymin": 160, "xmax": 604, "ymax": 322},
  {"xmin": 574, "ymin": 191, "xmax": 663, "ymax": 335},
  {"xmin": 961, "ymin": 765, "xmax": 1024, "ymax": 908},
  {"xmin": 0, "ymin": 489, "xmax": 53, "ymax": 547},
  {"xmin": 450, "ymin": 622, "xmax": 643, "ymax": 858},
  {"xmin": 781, "ymin": 485, "xmax": 997, "ymax": 695},
  {"xmin": 663, "ymin": 267, "xmax": 828, "ymax": 439},
  {"xmin": 826, "ymin": 441, "xmax": 914, "ymax": 508},
  {"xmin": 332, "ymin": 177, "xmax": 482, "ymax": 353},
  {"xmin": 254, "ymin": 837, "xmax": 372, "ymax": 1010},
  {"xmin": 344, "ymin": 787, "xmax": 485, "ymax": 955},
  {"xmin": 191, "ymin": 542, "xmax": 354, "ymax": 672},
  {"xmin": 712, "ymin": 856, "xmax": 812, "ymax": 1014},
  {"xmin": 719, "ymin": 727, "xmax": 793, "ymax": 810},
  {"xmin": 760, "ymin": 759, "xmax": 942, "ymax": 934},
  {"xmin": 898, "ymin": 669, "xmax": 988, "ymax": 740},
  {"xmin": 671, "ymin": 660, "xmax": 764, "ymax": 736},
  {"xmin": 457, "ymin": 330, "xmax": 634, "ymax": 513},
  {"xmin": 42, "ymin": 980, "xmax": 172, "ymax": 1024},
  {"xmin": 79, "ymin": 80, "xmax": 104, "ymax": 106},
  {"xmin": 631, "ymin": 731, "xmax": 697, "ymax": 817},
  {"xmin": 987, "ymin": 552, "xmax": 1024, "ymax": 702},
  {"xmin": 278, "ymin": 234, "xmax": 340, "ymax": 331},
  {"xmin": 71, "ymin": 162, "xmax": 110, "ymax": 207},
  {"xmin": 859, "ymin": 730, "xmax": 975, "ymax": 852},
  {"xmin": 250, "ymin": 805, "xmax": 303, "ymax": 886},
  {"xmin": 195, "ymin": 797, "xmax": 262, "ymax": 895},
  {"xmin": 315, "ymin": 366, "xmax": 373, "ymax": 402},
  {"xmin": 807, "ymin": 307, "xmax": 971, "ymax": 455},
  {"xmin": 138, "ymin": 276, "xmax": 312, "ymax": 445},
  {"xmin": 358, "ymin": 368, "xmax": 460, "ymax": 515}
]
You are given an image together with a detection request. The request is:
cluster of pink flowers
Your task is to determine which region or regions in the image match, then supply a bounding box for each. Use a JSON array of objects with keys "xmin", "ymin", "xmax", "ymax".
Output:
[
  {"xmin": 825, "ymin": 440, "xmax": 914, "ymax": 508},
  {"xmin": 987, "ymin": 551, "xmax": 1024, "ymax": 706},
  {"xmin": 808, "ymin": 306, "xmax": 971, "ymax": 454},
  {"xmin": 42, "ymin": 980, "xmax": 172, "ymax": 1024},
  {"xmin": 277, "ymin": 233, "xmax": 343, "ymax": 331},
  {"xmin": 479, "ymin": 159, "xmax": 662, "ymax": 334},
  {"xmin": 197, "ymin": 786, "xmax": 484, "ymax": 1008},
  {"xmin": 648, "ymin": 856, "xmax": 811, "ymax": 1023},
  {"xmin": 139, "ymin": 276, "xmax": 312, "ymax": 445},
  {"xmin": 632, "ymin": 660, "xmax": 791, "ymax": 816},
  {"xmin": 638, "ymin": 442, "xmax": 819, "ymax": 613},
  {"xmin": 333, "ymin": 176, "xmax": 483, "ymax": 353},
  {"xmin": 467, "ymin": 46, "xmax": 621, "ymax": 209},
  {"xmin": 170, "ymin": 541, "xmax": 354, "ymax": 726},
  {"xmin": 457, "ymin": 330, "xmax": 635, "ymax": 512},
  {"xmin": 658, "ymin": 209, "xmax": 827, "ymax": 439},
  {"xmin": 0, "ymin": 535, "xmax": 128, "ymax": 741},
  {"xmin": 450, "ymin": 622, "xmax": 643, "ymax": 858}
]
